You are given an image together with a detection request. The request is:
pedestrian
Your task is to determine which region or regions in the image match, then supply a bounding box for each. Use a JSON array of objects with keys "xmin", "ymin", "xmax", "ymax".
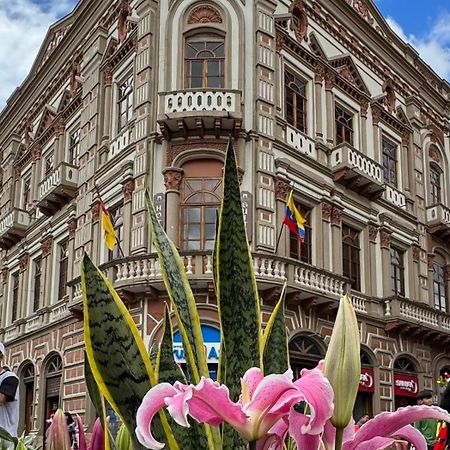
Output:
[
  {"xmin": 354, "ymin": 413, "xmax": 370, "ymax": 432},
  {"xmin": 415, "ymin": 390, "xmax": 437, "ymax": 450},
  {"xmin": 0, "ymin": 343, "xmax": 19, "ymax": 445},
  {"xmin": 434, "ymin": 383, "xmax": 450, "ymax": 450},
  {"xmin": 64, "ymin": 412, "xmax": 78, "ymax": 450}
]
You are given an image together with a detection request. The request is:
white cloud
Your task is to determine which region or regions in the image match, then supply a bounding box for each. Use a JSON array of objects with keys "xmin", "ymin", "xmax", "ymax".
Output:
[
  {"xmin": 0, "ymin": 0, "xmax": 77, "ymax": 110},
  {"xmin": 386, "ymin": 15, "xmax": 450, "ymax": 81}
]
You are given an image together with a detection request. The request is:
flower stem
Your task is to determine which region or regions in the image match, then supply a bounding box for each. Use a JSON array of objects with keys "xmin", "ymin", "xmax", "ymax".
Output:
[
  {"xmin": 249, "ymin": 441, "xmax": 257, "ymax": 450},
  {"xmin": 335, "ymin": 427, "xmax": 344, "ymax": 450}
]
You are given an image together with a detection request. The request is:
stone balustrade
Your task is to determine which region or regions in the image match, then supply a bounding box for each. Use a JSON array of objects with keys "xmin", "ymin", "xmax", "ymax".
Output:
[
  {"xmin": 109, "ymin": 126, "xmax": 133, "ymax": 159},
  {"xmin": 39, "ymin": 162, "xmax": 79, "ymax": 201},
  {"xmin": 285, "ymin": 125, "xmax": 317, "ymax": 159},
  {"xmin": 382, "ymin": 185, "xmax": 406, "ymax": 208}
]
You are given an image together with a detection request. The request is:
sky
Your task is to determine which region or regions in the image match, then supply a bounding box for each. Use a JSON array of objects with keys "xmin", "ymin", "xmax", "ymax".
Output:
[{"xmin": 0, "ymin": 0, "xmax": 449, "ymax": 110}]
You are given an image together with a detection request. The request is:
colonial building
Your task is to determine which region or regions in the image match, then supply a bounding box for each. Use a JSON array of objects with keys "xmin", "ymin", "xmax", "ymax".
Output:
[{"xmin": 0, "ymin": 0, "xmax": 449, "ymax": 438}]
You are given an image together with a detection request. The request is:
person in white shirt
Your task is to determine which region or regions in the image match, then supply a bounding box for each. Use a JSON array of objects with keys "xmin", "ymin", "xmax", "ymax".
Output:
[{"xmin": 0, "ymin": 343, "xmax": 19, "ymax": 438}]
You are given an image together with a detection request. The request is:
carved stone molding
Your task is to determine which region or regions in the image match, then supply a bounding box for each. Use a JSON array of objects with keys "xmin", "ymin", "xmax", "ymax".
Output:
[
  {"xmin": 331, "ymin": 206, "xmax": 342, "ymax": 226},
  {"xmin": 427, "ymin": 253, "xmax": 435, "ymax": 270},
  {"xmin": 379, "ymin": 229, "xmax": 391, "ymax": 249},
  {"xmin": 346, "ymin": 0, "xmax": 375, "ymax": 25},
  {"xmin": 163, "ymin": 168, "xmax": 184, "ymax": 191},
  {"xmin": 412, "ymin": 245, "xmax": 421, "ymax": 263},
  {"xmin": 371, "ymin": 106, "xmax": 381, "ymax": 126},
  {"xmin": 275, "ymin": 33, "xmax": 286, "ymax": 52},
  {"xmin": 360, "ymin": 99, "xmax": 369, "ymax": 118},
  {"xmin": 69, "ymin": 59, "xmax": 81, "ymax": 97},
  {"xmin": 321, "ymin": 202, "xmax": 332, "ymax": 222},
  {"xmin": 382, "ymin": 80, "xmax": 396, "ymax": 113},
  {"xmin": 14, "ymin": 165, "xmax": 21, "ymax": 178},
  {"xmin": 118, "ymin": 0, "xmax": 131, "ymax": 44},
  {"xmin": 41, "ymin": 236, "xmax": 53, "ymax": 257},
  {"xmin": 68, "ymin": 218, "xmax": 77, "ymax": 239},
  {"xmin": 104, "ymin": 66, "xmax": 113, "ymax": 87},
  {"xmin": 55, "ymin": 119, "xmax": 65, "ymax": 137},
  {"xmin": 314, "ymin": 64, "xmax": 325, "ymax": 83},
  {"xmin": 19, "ymin": 254, "xmax": 29, "ymax": 273},
  {"xmin": 368, "ymin": 224, "xmax": 378, "ymax": 243},
  {"xmin": 275, "ymin": 178, "xmax": 290, "ymax": 202},
  {"xmin": 166, "ymin": 140, "xmax": 227, "ymax": 166},
  {"xmin": 1, "ymin": 269, "xmax": 8, "ymax": 285},
  {"xmin": 188, "ymin": 5, "xmax": 223, "ymax": 24},
  {"xmin": 289, "ymin": 0, "xmax": 308, "ymax": 43},
  {"xmin": 91, "ymin": 202, "xmax": 100, "ymax": 223},
  {"xmin": 31, "ymin": 147, "xmax": 42, "ymax": 162},
  {"xmin": 122, "ymin": 179, "xmax": 135, "ymax": 202},
  {"xmin": 324, "ymin": 71, "xmax": 335, "ymax": 90},
  {"xmin": 401, "ymin": 129, "xmax": 410, "ymax": 147}
]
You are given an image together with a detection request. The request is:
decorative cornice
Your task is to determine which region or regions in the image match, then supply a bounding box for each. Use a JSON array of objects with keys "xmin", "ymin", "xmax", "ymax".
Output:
[
  {"xmin": 412, "ymin": 245, "xmax": 421, "ymax": 263},
  {"xmin": 41, "ymin": 236, "xmax": 53, "ymax": 257},
  {"xmin": 368, "ymin": 224, "xmax": 378, "ymax": 243},
  {"xmin": 379, "ymin": 228, "xmax": 391, "ymax": 249},
  {"xmin": 275, "ymin": 177, "xmax": 290, "ymax": 202},
  {"xmin": 19, "ymin": 254, "xmax": 29, "ymax": 273},
  {"xmin": 321, "ymin": 202, "xmax": 332, "ymax": 222},
  {"xmin": 163, "ymin": 168, "xmax": 184, "ymax": 192},
  {"xmin": 122, "ymin": 179, "xmax": 135, "ymax": 202},
  {"xmin": 331, "ymin": 206, "xmax": 342, "ymax": 226}
]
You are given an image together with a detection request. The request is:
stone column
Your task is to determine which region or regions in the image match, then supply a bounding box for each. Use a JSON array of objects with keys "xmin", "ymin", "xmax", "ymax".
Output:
[
  {"xmin": 411, "ymin": 245, "xmax": 421, "ymax": 301},
  {"xmin": 320, "ymin": 201, "xmax": 333, "ymax": 271},
  {"xmin": 401, "ymin": 130, "xmax": 412, "ymax": 194},
  {"xmin": 13, "ymin": 166, "xmax": 21, "ymax": 207},
  {"xmin": 380, "ymin": 228, "xmax": 391, "ymax": 297},
  {"xmin": 360, "ymin": 99, "xmax": 368, "ymax": 154},
  {"xmin": 314, "ymin": 65, "xmax": 325, "ymax": 142},
  {"xmin": 331, "ymin": 205, "xmax": 342, "ymax": 274},
  {"xmin": 368, "ymin": 224, "xmax": 378, "ymax": 297},
  {"xmin": 275, "ymin": 177, "xmax": 289, "ymax": 257},
  {"xmin": 427, "ymin": 254, "xmax": 435, "ymax": 307},
  {"xmin": 30, "ymin": 147, "xmax": 42, "ymax": 205},
  {"xmin": 40, "ymin": 236, "xmax": 53, "ymax": 309},
  {"xmin": 54, "ymin": 120, "xmax": 65, "ymax": 166},
  {"xmin": 371, "ymin": 106, "xmax": 381, "ymax": 163},
  {"xmin": 325, "ymin": 71, "xmax": 335, "ymax": 146},
  {"xmin": 122, "ymin": 178, "xmax": 135, "ymax": 255},
  {"xmin": 163, "ymin": 168, "xmax": 183, "ymax": 247},
  {"xmin": 103, "ymin": 66, "xmax": 113, "ymax": 144},
  {"xmin": 67, "ymin": 213, "xmax": 77, "ymax": 290},
  {"xmin": 1, "ymin": 269, "xmax": 8, "ymax": 326},
  {"xmin": 18, "ymin": 253, "xmax": 29, "ymax": 319}
]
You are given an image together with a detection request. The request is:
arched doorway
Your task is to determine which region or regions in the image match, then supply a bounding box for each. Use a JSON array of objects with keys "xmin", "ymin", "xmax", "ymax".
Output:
[
  {"xmin": 43, "ymin": 355, "xmax": 62, "ymax": 427},
  {"xmin": 437, "ymin": 365, "xmax": 450, "ymax": 397},
  {"xmin": 393, "ymin": 356, "xmax": 419, "ymax": 408},
  {"xmin": 354, "ymin": 348, "xmax": 375, "ymax": 421},
  {"xmin": 19, "ymin": 363, "xmax": 35, "ymax": 434},
  {"xmin": 289, "ymin": 333, "xmax": 325, "ymax": 379}
]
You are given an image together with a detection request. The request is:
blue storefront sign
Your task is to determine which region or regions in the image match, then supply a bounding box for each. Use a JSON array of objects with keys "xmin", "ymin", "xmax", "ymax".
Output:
[{"xmin": 173, "ymin": 325, "xmax": 220, "ymax": 379}]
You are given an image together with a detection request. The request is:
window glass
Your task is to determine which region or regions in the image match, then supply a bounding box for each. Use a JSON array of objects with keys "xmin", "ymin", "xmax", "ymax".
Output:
[
  {"xmin": 285, "ymin": 72, "xmax": 307, "ymax": 133},
  {"xmin": 335, "ymin": 106, "xmax": 354, "ymax": 145},
  {"xmin": 342, "ymin": 225, "xmax": 360, "ymax": 291},
  {"xmin": 118, "ymin": 75, "xmax": 134, "ymax": 132},
  {"xmin": 289, "ymin": 202, "xmax": 312, "ymax": 264},
  {"xmin": 433, "ymin": 263, "xmax": 447, "ymax": 312},
  {"xmin": 382, "ymin": 138, "xmax": 398, "ymax": 186},
  {"xmin": 430, "ymin": 165, "xmax": 441, "ymax": 205},
  {"xmin": 390, "ymin": 247, "xmax": 405, "ymax": 297}
]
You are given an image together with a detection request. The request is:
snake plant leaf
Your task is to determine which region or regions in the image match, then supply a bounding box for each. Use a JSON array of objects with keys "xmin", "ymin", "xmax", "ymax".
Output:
[
  {"xmin": 157, "ymin": 304, "xmax": 209, "ymax": 450},
  {"xmin": 81, "ymin": 254, "xmax": 179, "ymax": 450},
  {"xmin": 216, "ymin": 141, "xmax": 261, "ymax": 449},
  {"xmin": 84, "ymin": 354, "xmax": 104, "ymax": 427},
  {"xmin": 0, "ymin": 426, "xmax": 17, "ymax": 445},
  {"xmin": 262, "ymin": 283, "xmax": 289, "ymax": 376},
  {"xmin": 145, "ymin": 191, "xmax": 209, "ymax": 383}
]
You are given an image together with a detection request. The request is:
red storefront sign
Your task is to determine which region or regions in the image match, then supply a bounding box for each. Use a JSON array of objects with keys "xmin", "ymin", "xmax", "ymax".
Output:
[
  {"xmin": 394, "ymin": 373, "xmax": 418, "ymax": 398},
  {"xmin": 359, "ymin": 368, "xmax": 375, "ymax": 393}
]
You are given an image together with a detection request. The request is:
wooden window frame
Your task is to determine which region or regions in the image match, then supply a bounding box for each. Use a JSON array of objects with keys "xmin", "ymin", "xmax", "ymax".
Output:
[
  {"xmin": 382, "ymin": 138, "xmax": 398, "ymax": 187},
  {"xmin": 117, "ymin": 75, "xmax": 134, "ymax": 132},
  {"xmin": 430, "ymin": 164, "xmax": 442, "ymax": 205},
  {"xmin": 22, "ymin": 177, "xmax": 31, "ymax": 210},
  {"xmin": 433, "ymin": 263, "xmax": 447, "ymax": 312},
  {"xmin": 390, "ymin": 247, "xmax": 405, "ymax": 297},
  {"xmin": 58, "ymin": 241, "xmax": 69, "ymax": 300},
  {"xmin": 44, "ymin": 153, "xmax": 54, "ymax": 176},
  {"xmin": 289, "ymin": 202, "xmax": 311, "ymax": 264},
  {"xmin": 33, "ymin": 257, "xmax": 42, "ymax": 312},
  {"xmin": 285, "ymin": 71, "xmax": 307, "ymax": 133},
  {"xmin": 11, "ymin": 273, "xmax": 19, "ymax": 323},
  {"xmin": 185, "ymin": 40, "xmax": 225, "ymax": 89},
  {"xmin": 342, "ymin": 224, "xmax": 361, "ymax": 291},
  {"xmin": 68, "ymin": 128, "xmax": 81, "ymax": 166},
  {"xmin": 335, "ymin": 105, "xmax": 354, "ymax": 146}
]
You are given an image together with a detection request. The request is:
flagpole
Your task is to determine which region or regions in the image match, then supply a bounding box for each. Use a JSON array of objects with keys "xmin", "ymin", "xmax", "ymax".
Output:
[{"xmin": 274, "ymin": 225, "xmax": 284, "ymax": 255}]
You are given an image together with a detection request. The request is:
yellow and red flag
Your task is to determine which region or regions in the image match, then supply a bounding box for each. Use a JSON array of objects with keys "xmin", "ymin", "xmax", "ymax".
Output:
[{"xmin": 99, "ymin": 200, "xmax": 117, "ymax": 250}]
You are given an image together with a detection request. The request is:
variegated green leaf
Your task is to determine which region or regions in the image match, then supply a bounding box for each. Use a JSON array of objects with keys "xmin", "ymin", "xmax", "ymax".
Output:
[
  {"xmin": 81, "ymin": 254, "xmax": 178, "ymax": 450},
  {"xmin": 216, "ymin": 141, "xmax": 261, "ymax": 449},
  {"xmin": 84, "ymin": 354, "xmax": 105, "ymax": 428},
  {"xmin": 262, "ymin": 284, "xmax": 289, "ymax": 375}
]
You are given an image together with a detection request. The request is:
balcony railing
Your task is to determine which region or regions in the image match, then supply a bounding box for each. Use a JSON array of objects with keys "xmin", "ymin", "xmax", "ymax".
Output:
[
  {"xmin": 330, "ymin": 144, "xmax": 384, "ymax": 199},
  {"xmin": 284, "ymin": 126, "xmax": 317, "ymax": 159},
  {"xmin": 38, "ymin": 162, "xmax": 78, "ymax": 215},
  {"xmin": 109, "ymin": 126, "xmax": 133, "ymax": 160},
  {"xmin": 0, "ymin": 208, "xmax": 30, "ymax": 250},
  {"xmin": 426, "ymin": 204, "xmax": 450, "ymax": 242},
  {"xmin": 382, "ymin": 184, "xmax": 406, "ymax": 209},
  {"xmin": 158, "ymin": 89, "xmax": 243, "ymax": 140}
]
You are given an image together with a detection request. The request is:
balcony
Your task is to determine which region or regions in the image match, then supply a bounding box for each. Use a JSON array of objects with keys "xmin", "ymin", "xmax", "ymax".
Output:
[
  {"xmin": 158, "ymin": 89, "xmax": 243, "ymax": 140},
  {"xmin": 384, "ymin": 296, "xmax": 450, "ymax": 337},
  {"xmin": 37, "ymin": 162, "xmax": 79, "ymax": 215},
  {"xmin": 0, "ymin": 208, "xmax": 30, "ymax": 250},
  {"xmin": 285, "ymin": 126, "xmax": 317, "ymax": 159},
  {"xmin": 330, "ymin": 144, "xmax": 384, "ymax": 199},
  {"xmin": 382, "ymin": 184, "xmax": 406, "ymax": 209},
  {"xmin": 426, "ymin": 204, "xmax": 450, "ymax": 242}
]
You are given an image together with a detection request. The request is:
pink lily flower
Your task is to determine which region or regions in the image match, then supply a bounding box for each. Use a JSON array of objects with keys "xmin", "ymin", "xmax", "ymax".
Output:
[{"xmin": 135, "ymin": 362, "xmax": 334, "ymax": 449}]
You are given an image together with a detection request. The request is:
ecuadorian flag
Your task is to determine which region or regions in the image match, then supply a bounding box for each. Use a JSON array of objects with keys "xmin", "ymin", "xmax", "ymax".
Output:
[{"xmin": 284, "ymin": 190, "xmax": 306, "ymax": 242}]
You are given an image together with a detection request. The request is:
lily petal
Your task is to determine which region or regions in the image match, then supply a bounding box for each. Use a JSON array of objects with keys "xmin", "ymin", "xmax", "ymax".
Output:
[
  {"xmin": 322, "ymin": 418, "xmax": 355, "ymax": 450},
  {"xmin": 241, "ymin": 367, "xmax": 264, "ymax": 405},
  {"xmin": 391, "ymin": 425, "xmax": 427, "ymax": 450},
  {"xmin": 343, "ymin": 405, "xmax": 450, "ymax": 450},
  {"xmin": 288, "ymin": 411, "xmax": 321, "ymax": 450},
  {"xmin": 255, "ymin": 434, "xmax": 284, "ymax": 450},
  {"xmin": 136, "ymin": 383, "xmax": 178, "ymax": 449}
]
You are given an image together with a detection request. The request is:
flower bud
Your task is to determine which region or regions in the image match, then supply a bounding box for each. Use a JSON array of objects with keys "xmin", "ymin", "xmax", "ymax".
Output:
[
  {"xmin": 46, "ymin": 409, "xmax": 71, "ymax": 450},
  {"xmin": 323, "ymin": 293, "xmax": 361, "ymax": 428}
]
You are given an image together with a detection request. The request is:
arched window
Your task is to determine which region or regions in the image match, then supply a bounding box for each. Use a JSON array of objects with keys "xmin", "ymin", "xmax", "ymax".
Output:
[
  {"xmin": 430, "ymin": 164, "xmax": 442, "ymax": 205},
  {"xmin": 342, "ymin": 225, "xmax": 360, "ymax": 291},
  {"xmin": 335, "ymin": 105, "xmax": 354, "ymax": 146},
  {"xmin": 285, "ymin": 71, "xmax": 307, "ymax": 133},
  {"xmin": 44, "ymin": 355, "xmax": 62, "ymax": 429},
  {"xmin": 185, "ymin": 39, "xmax": 225, "ymax": 89},
  {"xmin": 180, "ymin": 159, "xmax": 223, "ymax": 251},
  {"xmin": 394, "ymin": 356, "xmax": 416, "ymax": 373},
  {"xmin": 433, "ymin": 253, "xmax": 447, "ymax": 312},
  {"xmin": 20, "ymin": 363, "xmax": 35, "ymax": 434},
  {"xmin": 289, "ymin": 334, "xmax": 325, "ymax": 378}
]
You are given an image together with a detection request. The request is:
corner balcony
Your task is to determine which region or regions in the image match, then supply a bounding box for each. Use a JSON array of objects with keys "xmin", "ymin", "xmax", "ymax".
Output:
[
  {"xmin": 330, "ymin": 144, "xmax": 385, "ymax": 199},
  {"xmin": 382, "ymin": 184, "xmax": 406, "ymax": 209},
  {"xmin": 426, "ymin": 204, "xmax": 450, "ymax": 242},
  {"xmin": 158, "ymin": 89, "xmax": 243, "ymax": 141},
  {"xmin": 37, "ymin": 162, "xmax": 79, "ymax": 216},
  {"xmin": 384, "ymin": 296, "xmax": 450, "ymax": 337},
  {"xmin": 0, "ymin": 208, "xmax": 30, "ymax": 250}
]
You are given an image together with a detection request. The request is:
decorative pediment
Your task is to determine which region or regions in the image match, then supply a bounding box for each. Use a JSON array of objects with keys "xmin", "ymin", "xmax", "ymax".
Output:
[
  {"xmin": 13, "ymin": 144, "xmax": 27, "ymax": 165},
  {"xmin": 57, "ymin": 90, "xmax": 72, "ymax": 114},
  {"xmin": 328, "ymin": 55, "xmax": 370, "ymax": 95},
  {"xmin": 396, "ymin": 106, "xmax": 412, "ymax": 130},
  {"xmin": 308, "ymin": 32, "xmax": 327, "ymax": 60},
  {"xmin": 35, "ymin": 106, "xmax": 56, "ymax": 139},
  {"xmin": 188, "ymin": 5, "xmax": 223, "ymax": 24},
  {"xmin": 101, "ymin": 38, "xmax": 119, "ymax": 66},
  {"xmin": 344, "ymin": 0, "xmax": 389, "ymax": 39}
]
